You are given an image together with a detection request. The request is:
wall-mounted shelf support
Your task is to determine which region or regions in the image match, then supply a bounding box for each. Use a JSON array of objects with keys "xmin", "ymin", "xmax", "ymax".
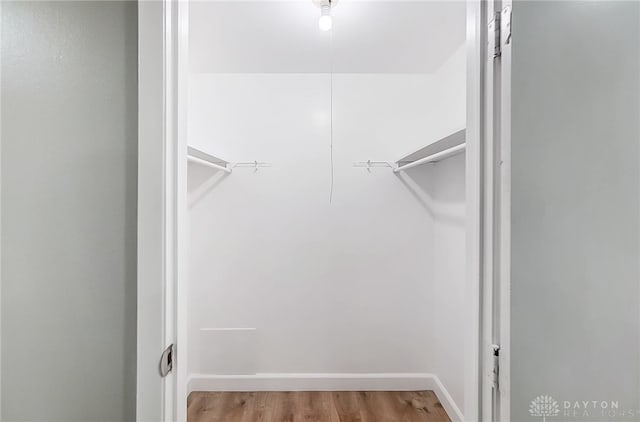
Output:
[
  {"xmin": 353, "ymin": 160, "xmax": 395, "ymax": 171},
  {"xmin": 233, "ymin": 161, "xmax": 273, "ymax": 171}
]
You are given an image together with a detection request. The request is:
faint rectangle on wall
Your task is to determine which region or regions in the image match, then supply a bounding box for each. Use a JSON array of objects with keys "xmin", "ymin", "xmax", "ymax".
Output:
[{"xmin": 198, "ymin": 328, "xmax": 258, "ymax": 375}]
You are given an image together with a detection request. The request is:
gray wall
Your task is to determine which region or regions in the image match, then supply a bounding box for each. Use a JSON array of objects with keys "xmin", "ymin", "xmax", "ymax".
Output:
[
  {"xmin": 1, "ymin": 2, "xmax": 137, "ymax": 421},
  {"xmin": 511, "ymin": 2, "xmax": 640, "ymax": 421}
]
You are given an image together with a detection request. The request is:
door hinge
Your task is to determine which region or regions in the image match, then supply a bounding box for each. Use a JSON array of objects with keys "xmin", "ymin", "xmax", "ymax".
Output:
[
  {"xmin": 159, "ymin": 344, "xmax": 174, "ymax": 378},
  {"xmin": 488, "ymin": 6, "xmax": 512, "ymax": 59},
  {"xmin": 501, "ymin": 6, "xmax": 512, "ymax": 48},
  {"xmin": 488, "ymin": 11, "xmax": 501, "ymax": 59},
  {"xmin": 491, "ymin": 344, "xmax": 501, "ymax": 390}
]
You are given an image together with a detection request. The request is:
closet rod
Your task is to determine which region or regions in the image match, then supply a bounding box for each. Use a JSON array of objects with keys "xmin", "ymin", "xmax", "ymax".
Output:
[
  {"xmin": 393, "ymin": 143, "xmax": 466, "ymax": 173},
  {"xmin": 187, "ymin": 155, "xmax": 232, "ymax": 173}
]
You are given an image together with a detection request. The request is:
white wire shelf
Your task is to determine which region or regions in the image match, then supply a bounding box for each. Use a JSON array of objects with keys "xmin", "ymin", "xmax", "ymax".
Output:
[
  {"xmin": 187, "ymin": 146, "xmax": 232, "ymax": 173},
  {"xmin": 187, "ymin": 146, "xmax": 274, "ymax": 173},
  {"xmin": 394, "ymin": 128, "xmax": 466, "ymax": 173}
]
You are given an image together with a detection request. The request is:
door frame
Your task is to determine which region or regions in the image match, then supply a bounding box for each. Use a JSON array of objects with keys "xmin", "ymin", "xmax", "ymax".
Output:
[
  {"xmin": 466, "ymin": 0, "xmax": 511, "ymax": 421},
  {"xmin": 174, "ymin": 0, "xmax": 190, "ymax": 421},
  {"xmin": 496, "ymin": 0, "xmax": 512, "ymax": 419},
  {"xmin": 138, "ymin": 0, "xmax": 190, "ymax": 421},
  {"xmin": 467, "ymin": 0, "xmax": 512, "ymax": 421},
  {"xmin": 137, "ymin": 0, "xmax": 184, "ymax": 420},
  {"xmin": 464, "ymin": 1, "xmax": 485, "ymax": 420},
  {"xmin": 138, "ymin": 1, "xmax": 505, "ymax": 421}
]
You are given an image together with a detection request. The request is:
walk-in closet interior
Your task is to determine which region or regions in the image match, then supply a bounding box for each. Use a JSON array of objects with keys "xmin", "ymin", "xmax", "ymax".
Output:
[{"xmin": 184, "ymin": 1, "xmax": 468, "ymax": 420}]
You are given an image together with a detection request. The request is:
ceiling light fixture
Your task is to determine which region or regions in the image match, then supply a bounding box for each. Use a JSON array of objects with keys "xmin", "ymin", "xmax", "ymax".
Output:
[
  {"xmin": 313, "ymin": 0, "xmax": 336, "ymax": 32},
  {"xmin": 318, "ymin": 5, "xmax": 332, "ymax": 31}
]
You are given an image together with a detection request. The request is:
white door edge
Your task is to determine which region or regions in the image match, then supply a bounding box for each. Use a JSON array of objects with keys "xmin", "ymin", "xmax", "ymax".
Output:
[
  {"xmin": 465, "ymin": 1, "xmax": 485, "ymax": 421},
  {"xmin": 137, "ymin": 0, "xmax": 177, "ymax": 420},
  {"xmin": 497, "ymin": 0, "xmax": 512, "ymax": 419}
]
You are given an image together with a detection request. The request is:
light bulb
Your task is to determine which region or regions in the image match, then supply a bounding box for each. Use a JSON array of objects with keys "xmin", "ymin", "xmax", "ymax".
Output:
[
  {"xmin": 318, "ymin": 5, "xmax": 332, "ymax": 31},
  {"xmin": 318, "ymin": 15, "xmax": 332, "ymax": 31}
]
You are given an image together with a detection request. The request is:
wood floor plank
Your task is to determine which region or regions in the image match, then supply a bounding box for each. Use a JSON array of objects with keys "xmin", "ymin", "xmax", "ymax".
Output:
[
  {"xmin": 190, "ymin": 392, "xmax": 229, "ymax": 422},
  {"xmin": 332, "ymin": 391, "xmax": 362, "ymax": 422},
  {"xmin": 295, "ymin": 391, "xmax": 335, "ymax": 422},
  {"xmin": 271, "ymin": 391, "xmax": 296, "ymax": 422},
  {"xmin": 356, "ymin": 391, "xmax": 398, "ymax": 422},
  {"xmin": 402, "ymin": 391, "xmax": 451, "ymax": 422},
  {"xmin": 187, "ymin": 391, "xmax": 451, "ymax": 422},
  {"xmin": 390, "ymin": 391, "xmax": 434, "ymax": 422},
  {"xmin": 223, "ymin": 391, "xmax": 255, "ymax": 422},
  {"xmin": 186, "ymin": 393, "xmax": 206, "ymax": 422},
  {"xmin": 245, "ymin": 391, "xmax": 274, "ymax": 422}
]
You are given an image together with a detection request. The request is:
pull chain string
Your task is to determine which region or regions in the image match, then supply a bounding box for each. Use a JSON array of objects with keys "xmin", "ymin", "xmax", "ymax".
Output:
[{"xmin": 329, "ymin": 26, "xmax": 334, "ymax": 204}]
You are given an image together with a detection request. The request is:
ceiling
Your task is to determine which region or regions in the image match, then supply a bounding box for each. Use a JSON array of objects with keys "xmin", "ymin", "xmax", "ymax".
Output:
[{"xmin": 189, "ymin": 1, "xmax": 466, "ymax": 74}]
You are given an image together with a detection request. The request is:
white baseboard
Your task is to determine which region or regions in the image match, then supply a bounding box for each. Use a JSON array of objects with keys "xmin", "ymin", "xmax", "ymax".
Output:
[
  {"xmin": 187, "ymin": 372, "xmax": 463, "ymax": 422},
  {"xmin": 431, "ymin": 375, "xmax": 464, "ymax": 422}
]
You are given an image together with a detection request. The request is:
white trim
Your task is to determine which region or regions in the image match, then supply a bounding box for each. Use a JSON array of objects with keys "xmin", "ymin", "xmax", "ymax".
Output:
[
  {"xmin": 465, "ymin": 1, "xmax": 485, "ymax": 421},
  {"xmin": 0, "ymin": 0, "xmax": 3, "ymax": 416},
  {"xmin": 497, "ymin": 1, "xmax": 512, "ymax": 420},
  {"xmin": 187, "ymin": 373, "xmax": 462, "ymax": 422},
  {"xmin": 0, "ymin": 0, "xmax": 3, "ymax": 415},
  {"xmin": 174, "ymin": 1, "xmax": 190, "ymax": 422},
  {"xmin": 187, "ymin": 373, "xmax": 436, "ymax": 393},
  {"xmin": 432, "ymin": 375, "xmax": 465, "ymax": 422},
  {"xmin": 481, "ymin": 1, "xmax": 507, "ymax": 419},
  {"xmin": 138, "ymin": 1, "xmax": 178, "ymax": 420},
  {"xmin": 163, "ymin": 1, "xmax": 177, "ymax": 420},
  {"xmin": 481, "ymin": 4, "xmax": 497, "ymax": 422},
  {"xmin": 471, "ymin": 1, "xmax": 513, "ymax": 420}
]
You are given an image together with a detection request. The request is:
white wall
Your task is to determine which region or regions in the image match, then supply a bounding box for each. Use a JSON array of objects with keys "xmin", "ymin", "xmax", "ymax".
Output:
[
  {"xmin": 186, "ymin": 44, "xmax": 465, "ymax": 407},
  {"xmin": 395, "ymin": 45, "xmax": 467, "ymax": 410},
  {"xmin": 432, "ymin": 154, "xmax": 466, "ymax": 409},
  {"xmin": 511, "ymin": 2, "xmax": 640, "ymax": 420},
  {"xmin": 431, "ymin": 44, "xmax": 467, "ymax": 410},
  {"xmin": 1, "ymin": 2, "xmax": 137, "ymax": 421}
]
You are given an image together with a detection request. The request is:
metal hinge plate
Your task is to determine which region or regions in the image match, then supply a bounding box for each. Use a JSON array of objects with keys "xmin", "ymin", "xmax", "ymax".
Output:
[
  {"xmin": 488, "ymin": 11, "xmax": 501, "ymax": 59},
  {"xmin": 159, "ymin": 344, "xmax": 174, "ymax": 378},
  {"xmin": 491, "ymin": 344, "xmax": 501, "ymax": 390},
  {"xmin": 489, "ymin": 6, "xmax": 512, "ymax": 59},
  {"xmin": 501, "ymin": 6, "xmax": 512, "ymax": 47}
]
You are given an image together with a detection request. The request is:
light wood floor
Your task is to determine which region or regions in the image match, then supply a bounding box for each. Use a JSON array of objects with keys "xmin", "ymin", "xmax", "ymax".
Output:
[{"xmin": 187, "ymin": 391, "xmax": 451, "ymax": 422}]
